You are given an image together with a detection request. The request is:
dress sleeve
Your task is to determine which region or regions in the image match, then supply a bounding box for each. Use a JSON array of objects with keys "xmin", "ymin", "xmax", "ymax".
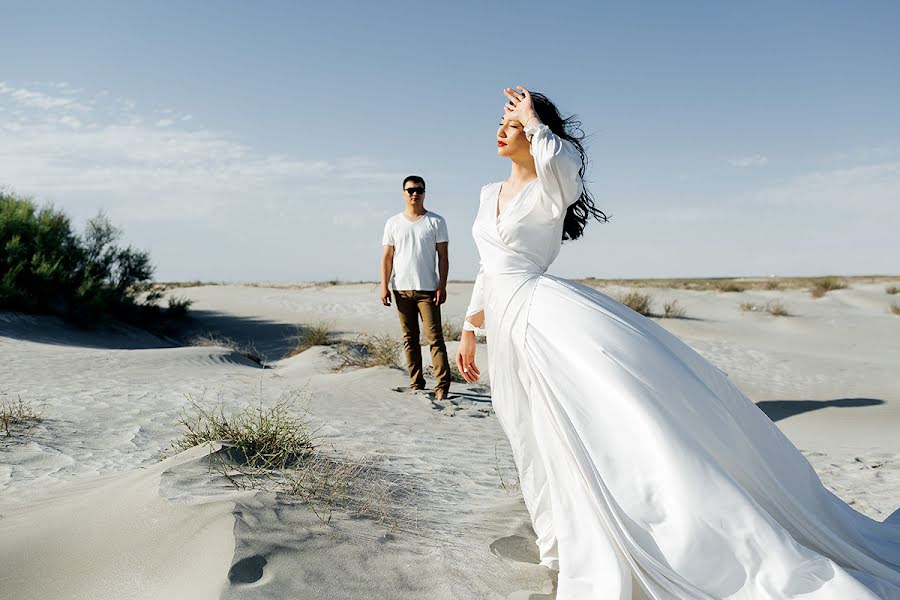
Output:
[
  {"xmin": 527, "ymin": 124, "xmax": 583, "ymax": 219},
  {"xmin": 463, "ymin": 261, "xmax": 485, "ymax": 333}
]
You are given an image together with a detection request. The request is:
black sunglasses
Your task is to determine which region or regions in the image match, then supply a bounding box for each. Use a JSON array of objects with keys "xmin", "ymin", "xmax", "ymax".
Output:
[{"xmin": 404, "ymin": 187, "xmax": 425, "ymax": 195}]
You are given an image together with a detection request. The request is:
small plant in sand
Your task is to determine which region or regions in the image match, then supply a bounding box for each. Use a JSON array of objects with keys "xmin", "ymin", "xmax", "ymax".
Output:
[
  {"xmin": 1, "ymin": 394, "xmax": 42, "ymax": 437},
  {"xmin": 766, "ymin": 301, "xmax": 792, "ymax": 317},
  {"xmin": 442, "ymin": 321, "xmax": 463, "ymax": 342},
  {"xmin": 810, "ymin": 276, "xmax": 847, "ymax": 298},
  {"xmin": 286, "ymin": 321, "xmax": 335, "ymax": 357},
  {"xmin": 740, "ymin": 301, "xmax": 792, "ymax": 317},
  {"xmin": 334, "ymin": 334, "xmax": 402, "ymax": 371},
  {"xmin": 615, "ymin": 291, "xmax": 653, "ymax": 316},
  {"xmin": 173, "ymin": 387, "xmax": 417, "ymax": 527},
  {"xmin": 662, "ymin": 299, "xmax": 687, "ymax": 319},
  {"xmin": 189, "ymin": 333, "xmax": 265, "ymax": 366},
  {"xmin": 886, "ymin": 286, "xmax": 900, "ymax": 295},
  {"xmin": 717, "ymin": 281, "xmax": 747, "ymax": 293},
  {"xmin": 890, "ymin": 302, "xmax": 900, "ymax": 316},
  {"xmin": 764, "ymin": 278, "xmax": 783, "ymax": 290},
  {"xmin": 173, "ymin": 389, "xmax": 316, "ymax": 469}
]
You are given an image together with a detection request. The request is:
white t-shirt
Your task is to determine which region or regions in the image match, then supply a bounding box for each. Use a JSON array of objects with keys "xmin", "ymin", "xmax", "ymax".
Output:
[{"xmin": 382, "ymin": 211, "xmax": 449, "ymax": 291}]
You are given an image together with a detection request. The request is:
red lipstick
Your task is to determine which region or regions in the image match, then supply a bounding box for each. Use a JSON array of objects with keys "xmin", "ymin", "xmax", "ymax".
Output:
[{"xmin": 497, "ymin": 141, "xmax": 507, "ymax": 147}]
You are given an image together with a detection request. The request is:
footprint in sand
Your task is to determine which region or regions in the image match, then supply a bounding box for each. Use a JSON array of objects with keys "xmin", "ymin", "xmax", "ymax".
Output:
[
  {"xmin": 228, "ymin": 554, "xmax": 268, "ymax": 585},
  {"xmin": 489, "ymin": 535, "xmax": 540, "ymax": 564}
]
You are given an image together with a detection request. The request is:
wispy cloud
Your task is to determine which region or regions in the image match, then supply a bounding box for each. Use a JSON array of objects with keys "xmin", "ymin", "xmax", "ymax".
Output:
[
  {"xmin": 0, "ymin": 81, "xmax": 404, "ymax": 280},
  {"xmin": 0, "ymin": 81, "xmax": 399, "ymax": 225},
  {"xmin": 728, "ymin": 154, "xmax": 768, "ymax": 168},
  {"xmin": 755, "ymin": 161, "xmax": 900, "ymax": 209}
]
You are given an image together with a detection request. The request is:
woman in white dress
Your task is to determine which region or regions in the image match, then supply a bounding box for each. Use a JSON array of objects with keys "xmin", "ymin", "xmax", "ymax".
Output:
[{"xmin": 455, "ymin": 86, "xmax": 900, "ymax": 600}]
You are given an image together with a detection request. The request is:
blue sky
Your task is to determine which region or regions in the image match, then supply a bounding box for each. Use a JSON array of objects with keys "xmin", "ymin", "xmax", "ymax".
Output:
[{"xmin": 2, "ymin": 1, "xmax": 898, "ymax": 281}]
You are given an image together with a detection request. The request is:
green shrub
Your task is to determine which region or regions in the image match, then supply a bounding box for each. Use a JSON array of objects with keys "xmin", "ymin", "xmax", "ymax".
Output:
[
  {"xmin": 0, "ymin": 189, "xmax": 185, "ymax": 326},
  {"xmin": 886, "ymin": 286, "xmax": 900, "ymax": 295}
]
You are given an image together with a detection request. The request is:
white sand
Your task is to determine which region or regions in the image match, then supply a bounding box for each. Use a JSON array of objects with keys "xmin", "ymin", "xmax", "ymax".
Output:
[{"xmin": 1, "ymin": 280, "xmax": 898, "ymax": 599}]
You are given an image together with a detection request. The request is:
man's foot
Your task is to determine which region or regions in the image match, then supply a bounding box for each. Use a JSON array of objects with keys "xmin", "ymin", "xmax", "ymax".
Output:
[{"xmin": 434, "ymin": 388, "xmax": 450, "ymax": 402}]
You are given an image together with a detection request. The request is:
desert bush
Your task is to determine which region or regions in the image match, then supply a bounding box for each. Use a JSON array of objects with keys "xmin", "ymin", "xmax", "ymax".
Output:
[
  {"xmin": 662, "ymin": 299, "xmax": 687, "ymax": 319},
  {"xmin": 766, "ymin": 301, "xmax": 792, "ymax": 316},
  {"xmin": 891, "ymin": 302, "xmax": 900, "ymax": 316},
  {"xmin": 886, "ymin": 286, "xmax": 900, "ymax": 295},
  {"xmin": 810, "ymin": 276, "xmax": 847, "ymax": 298},
  {"xmin": 764, "ymin": 279, "xmax": 783, "ymax": 290},
  {"xmin": 334, "ymin": 334, "xmax": 402, "ymax": 370},
  {"xmin": 616, "ymin": 291, "xmax": 653, "ymax": 316},
  {"xmin": 717, "ymin": 281, "xmax": 747, "ymax": 293},
  {"xmin": 0, "ymin": 189, "xmax": 188, "ymax": 326},
  {"xmin": 740, "ymin": 301, "xmax": 791, "ymax": 316},
  {"xmin": 287, "ymin": 321, "xmax": 334, "ymax": 357},
  {"xmin": 1, "ymin": 394, "xmax": 42, "ymax": 437}
]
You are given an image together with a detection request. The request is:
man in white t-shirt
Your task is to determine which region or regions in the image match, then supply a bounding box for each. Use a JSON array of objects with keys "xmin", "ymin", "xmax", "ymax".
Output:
[{"xmin": 380, "ymin": 175, "xmax": 451, "ymax": 400}]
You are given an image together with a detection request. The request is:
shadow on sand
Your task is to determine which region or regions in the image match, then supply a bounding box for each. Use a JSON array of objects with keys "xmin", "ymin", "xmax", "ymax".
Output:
[
  {"xmin": 0, "ymin": 309, "xmax": 311, "ymax": 362},
  {"xmin": 756, "ymin": 398, "xmax": 885, "ymax": 422}
]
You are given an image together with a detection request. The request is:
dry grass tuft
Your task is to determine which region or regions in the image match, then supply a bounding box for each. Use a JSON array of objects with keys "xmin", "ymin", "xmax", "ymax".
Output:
[
  {"xmin": 334, "ymin": 334, "xmax": 402, "ymax": 371},
  {"xmin": 616, "ymin": 291, "xmax": 654, "ymax": 316},
  {"xmin": 740, "ymin": 301, "xmax": 792, "ymax": 317},
  {"xmin": 810, "ymin": 276, "xmax": 847, "ymax": 298},
  {"xmin": 173, "ymin": 389, "xmax": 316, "ymax": 469},
  {"xmin": 442, "ymin": 321, "xmax": 463, "ymax": 342},
  {"xmin": 764, "ymin": 279, "xmax": 783, "ymax": 290},
  {"xmin": 886, "ymin": 286, "xmax": 900, "ymax": 295},
  {"xmin": 1, "ymin": 394, "xmax": 42, "ymax": 437},
  {"xmin": 766, "ymin": 301, "xmax": 792, "ymax": 316},
  {"xmin": 190, "ymin": 333, "xmax": 265, "ymax": 365},
  {"xmin": 286, "ymin": 322, "xmax": 335, "ymax": 357},
  {"xmin": 173, "ymin": 387, "xmax": 416, "ymax": 527},
  {"xmin": 662, "ymin": 299, "xmax": 687, "ymax": 319},
  {"xmin": 890, "ymin": 302, "xmax": 900, "ymax": 316}
]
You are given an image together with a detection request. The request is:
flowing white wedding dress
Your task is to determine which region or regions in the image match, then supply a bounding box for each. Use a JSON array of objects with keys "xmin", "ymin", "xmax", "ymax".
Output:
[{"xmin": 465, "ymin": 124, "xmax": 900, "ymax": 599}]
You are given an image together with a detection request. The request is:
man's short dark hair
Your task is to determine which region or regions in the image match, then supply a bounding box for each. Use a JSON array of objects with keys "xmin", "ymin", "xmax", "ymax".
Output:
[{"xmin": 402, "ymin": 175, "xmax": 425, "ymax": 189}]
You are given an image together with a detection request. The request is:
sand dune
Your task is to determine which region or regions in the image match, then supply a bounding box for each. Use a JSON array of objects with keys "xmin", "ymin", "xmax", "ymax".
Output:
[{"xmin": 1, "ymin": 279, "xmax": 898, "ymax": 598}]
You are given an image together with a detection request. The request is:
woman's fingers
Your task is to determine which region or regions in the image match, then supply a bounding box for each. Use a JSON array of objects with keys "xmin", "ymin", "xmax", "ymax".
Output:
[
  {"xmin": 456, "ymin": 353, "xmax": 479, "ymax": 382},
  {"xmin": 503, "ymin": 88, "xmax": 521, "ymax": 104}
]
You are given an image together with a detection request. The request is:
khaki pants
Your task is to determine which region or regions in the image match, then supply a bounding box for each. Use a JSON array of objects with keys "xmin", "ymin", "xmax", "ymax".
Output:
[{"xmin": 393, "ymin": 290, "xmax": 451, "ymax": 393}]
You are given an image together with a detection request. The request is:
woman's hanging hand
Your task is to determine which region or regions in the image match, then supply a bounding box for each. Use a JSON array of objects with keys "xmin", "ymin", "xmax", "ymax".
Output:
[{"xmin": 456, "ymin": 330, "xmax": 481, "ymax": 383}]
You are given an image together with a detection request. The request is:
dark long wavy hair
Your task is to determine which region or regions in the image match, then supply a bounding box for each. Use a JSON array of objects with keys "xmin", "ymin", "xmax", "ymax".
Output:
[{"xmin": 528, "ymin": 92, "xmax": 608, "ymax": 241}]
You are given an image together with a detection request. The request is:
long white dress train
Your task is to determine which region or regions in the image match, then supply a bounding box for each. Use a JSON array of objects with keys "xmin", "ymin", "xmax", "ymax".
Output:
[{"xmin": 465, "ymin": 124, "xmax": 900, "ymax": 599}]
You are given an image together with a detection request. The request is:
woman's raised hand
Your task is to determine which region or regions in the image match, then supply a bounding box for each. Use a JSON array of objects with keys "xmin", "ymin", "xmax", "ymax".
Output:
[{"xmin": 503, "ymin": 86, "xmax": 539, "ymax": 127}]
